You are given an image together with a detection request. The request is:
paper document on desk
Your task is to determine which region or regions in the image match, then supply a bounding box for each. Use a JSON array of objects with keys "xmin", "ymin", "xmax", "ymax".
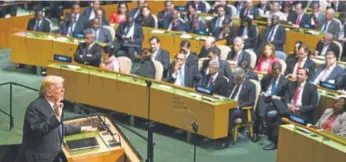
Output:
[
  {"xmin": 151, "ymin": 30, "xmax": 165, "ymax": 34},
  {"xmin": 195, "ymin": 36, "xmax": 207, "ymax": 40},
  {"xmin": 307, "ymin": 30, "xmax": 320, "ymax": 35},
  {"xmin": 56, "ymin": 37, "xmax": 68, "ymax": 42},
  {"xmin": 65, "ymin": 64, "xmax": 81, "ymax": 70},
  {"xmin": 47, "ymin": 35, "xmax": 54, "ymax": 40},
  {"xmin": 202, "ymin": 96, "xmax": 216, "ymax": 102},
  {"xmin": 159, "ymin": 85, "xmax": 172, "ymax": 89},
  {"xmin": 180, "ymin": 34, "xmax": 192, "ymax": 39}
]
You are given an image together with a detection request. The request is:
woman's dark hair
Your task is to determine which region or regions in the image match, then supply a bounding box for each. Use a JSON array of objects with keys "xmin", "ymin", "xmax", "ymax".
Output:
[
  {"xmin": 187, "ymin": 3, "xmax": 196, "ymax": 11},
  {"xmin": 117, "ymin": 2, "xmax": 128, "ymax": 14},
  {"xmin": 140, "ymin": 6, "xmax": 151, "ymax": 16},
  {"xmin": 336, "ymin": 97, "xmax": 346, "ymax": 112}
]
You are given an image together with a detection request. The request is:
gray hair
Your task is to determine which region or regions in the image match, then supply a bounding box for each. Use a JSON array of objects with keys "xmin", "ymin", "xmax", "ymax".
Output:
[
  {"xmin": 233, "ymin": 37, "xmax": 244, "ymax": 45},
  {"xmin": 324, "ymin": 33, "xmax": 333, "ymax": 40},
  {"xmin": 233, "ymin": 67, "xmax": 245, "ymax": 78},
  {"xmin": 84, "ymin": 28, "xmax": 96, "ymax": 38},
  {"xmin": 209, "ymin": 59, "xmax": 220, "ymax": 69}
]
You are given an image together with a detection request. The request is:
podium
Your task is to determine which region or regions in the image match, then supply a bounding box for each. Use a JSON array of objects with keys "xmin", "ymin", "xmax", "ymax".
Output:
[{"xmin": 62, "ymin": 115, "xmax": 142, "ymax": 162}]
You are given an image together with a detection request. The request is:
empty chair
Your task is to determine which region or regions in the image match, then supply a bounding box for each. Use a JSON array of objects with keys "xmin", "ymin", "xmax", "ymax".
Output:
[
  {"xmin": 217, "ymin": 45, "xmax": 231, "ymax": 60},
  {"xmin": 152, "ymin": 59, "xmax": 163, "ymax": 81}
]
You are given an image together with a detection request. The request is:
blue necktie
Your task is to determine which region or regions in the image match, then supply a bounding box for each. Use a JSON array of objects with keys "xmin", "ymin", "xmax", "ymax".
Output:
[
  {"xmin": 321, "ymin": 23, "xmax": 327, "ymax": 32},
  {"xmin": 271, "ymin": 80, "xmax": 277, "ymax": 95}
]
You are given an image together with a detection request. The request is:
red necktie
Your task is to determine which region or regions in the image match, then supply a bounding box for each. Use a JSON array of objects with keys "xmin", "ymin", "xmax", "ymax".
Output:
[
  {"xmin": 293, "ymin": 84, "xmax": 301, "ymax": 105},
  {"xmin": 296, "ymin": 15, "xmax": 301, "ymax": 25}
]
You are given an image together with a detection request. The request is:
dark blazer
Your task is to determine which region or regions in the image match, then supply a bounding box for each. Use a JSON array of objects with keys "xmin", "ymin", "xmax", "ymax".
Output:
[
  {"xmin": 164, "ymin": 19, "xmax": 186, "ymax": 31},
  {"xmin": 287, "ymin": 12, "xmax": 311, "ymax": 28},
  {"xmin": 82, "ymin": 7, "xmax": 106, "ymax": 20},
  {"xmin": 208, "ymin": 5, "xmax": 233, "ymax": 17},
  {"xmin": 85, "ymin": 17, "xmax": 110, "ymax": 28},
  {"xmin": 94, "ymin": 27, "xmax": 113, "ymax": 45},
  {"xmin": 261, "ymin": 74, "xmax": 288, "ymax": 97},
  {"xmin": 226, "ymin": 80, "xmax": 256, "ymax": 108},
  {"xmin": 238, "ymin": 25, "xmax": 258, "ymax": 49},
  {"xmin": 187, "ymin": 21, "xmax": 208, "ymax": 35},
  {"xmin": 115, "ymin": 22, "xmax": 144, "ymax": 48},
  {"xmin": 129, "ymin": 7, "xmax": 141, "ymax": 19},
  {"xmin": 186, "ymin": 52, "xmax": 199, "ymax": 69},
  {"xmin": 27, "ymin": 18, "xmax": 51, "ymax": 33},
  {"xmin": 239, "ymin": 7, "xmax": 259, "ymax": 19},
  {"xmin": 186, "ymin": 1, "xmax": 207, "ymax": 13},
  {"xmin": 135, "ymin": 15, "xmax": 156, "ymax": 28},
  {"xmin": 59, "ymin": 21, "xmax": 85, "ymax": 36},
  {"xmin": 201, "ymin": 59, "xmax": 233, "ymax": 80},
  {"xmin": 285, "ymin": 57, "xmax": 316, "ymax": 79},
  {"xmin": 314, "ymin": 40, "xmax": 340, "ymax": 58},
  {"xmin": 132, "ymin": 60, "xmax": 156, "ymax": 79},
  {"xmin": 165, "ymin": 63, "xmax": 203, "ymax": 88},
  {"xmin": 15, "ymin": 97, "xmax": 80, "ymax": 162},
  {"xmin": 226, "ymin": 50, "xmax": 252, "ymax": 66},
  {"xmin": 311, "ymin": 64, "xmax": 344, "ymax": 87},
  {"xmin": 262, "ymin": 25, "xmax": 286, "ymax": 51},
  {"xmin": 74, "ymin": 42, "xmax": 102, "ymax": 67},
  {"xmin": 64, "ymin": 13, "xmax": 87, "ymax": 31},
  {"xmin": 283, "ymin": 81, "xmax": 318, "ymax": 122},
  {"xmin": 158, "ymin": 10, "xmax": 172, "ymax": 29},
  {"xmin": 153, "ymin": 49, "xmax": 170, "ymax": 75},
  {"xmin": 212, "ymin": 26, "xmax": 238, "ymax": 45},
  {"xmin": 209, "ymin": 16, "xmax": 223, "ymax": 33},
  {"xmin": 200, "ymin": 73, "xmax": 229, "ymax": 96}
]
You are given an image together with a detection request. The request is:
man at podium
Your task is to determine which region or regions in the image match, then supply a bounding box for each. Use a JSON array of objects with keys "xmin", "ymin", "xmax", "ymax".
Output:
[{"xmin": 15, "ymin": 76, "xmax": 96, "ymax": 162}]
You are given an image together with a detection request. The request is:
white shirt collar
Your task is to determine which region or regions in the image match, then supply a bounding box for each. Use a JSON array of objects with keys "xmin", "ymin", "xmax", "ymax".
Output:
[
  {"xmin": 88, "ymin": 42, "xmax": 96, "ymax": 49},
  {"xmin": 325, "ymin": 63, "xmax": 337, "ymax": 71},
  {"xmin": 46, "ymin": 98, "xmax": 55, "ymax": 111},
  {"xmin": 211, "ymin": 72, "xmax": 219, "ymax": 81}
]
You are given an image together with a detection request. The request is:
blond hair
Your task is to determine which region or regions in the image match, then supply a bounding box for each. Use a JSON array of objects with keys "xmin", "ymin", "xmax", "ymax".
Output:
[{"xmin": 39, "ymin": 76, "xmax": 64, "ymax": 97}]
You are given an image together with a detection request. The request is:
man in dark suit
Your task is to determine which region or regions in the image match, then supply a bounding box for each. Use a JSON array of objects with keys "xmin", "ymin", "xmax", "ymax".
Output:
[
  {"xmin": 82, "ymin": 0, "xmax": 105, "ymax": 21},
  {"xmin": 253, "ymin": 62, "xmax": 288, "ymax": 142},
  {"xmin": 27, "ymin": 8, "xmax": 52, "ymax": 33},
  {"xmin": 214, "ymin": 67, "xmax": 256, "ymax": 149},
  {"xmin": 239, "ymin": 0, "xmax": 259, "ymax": 19},
  {"xmin": 310, "ymin": 2, "xmax": 325, "ymax": 29},
  {"xmin": 85, "ymin": 8, "xmax": 109, "ymax": 28},
  {"xmin": 199, "ymin": 59, "xmax": 229, "ymax": 96},
  {"xmin": 226, "ymin": 37, "xmax": 251, "ymax": 67},
  {"xmin": 201, "ymin": 46, "xmax": 233, "ymax": 80},
  {"xmin": 212, "ymin": 17, "xmax": 238, "ymax": 45},
  {"xmin": 320, "ymin": 8, "xmax": 341, "ymax": 37},
  {"xmin": 90, "ymin": 18, "xmax": 112, "ymax": 46},
  {"xmin": 209, "ymin": 5, "xmax": 226, "ymax": 33},
  {"xmin": 74, "ymin": 29, "xmax": 102, "ymax": 67},
  {"xmin": 285, "ymin": 44, "xmax": 316, "ymax": 79},
  {"xmin": 258, "ymin": 14, "xmax": 286, "ymax": 52},
  {"xmin": 0, "ymin": 1, "xmax": 17, "ymax": 18},
  {"xmin": 129, "ymin": 0, "xmax": 147, "ymax": 19},
  {"xmin": 311, "ymin": 51, "xmax": 344, "ymax": 87},
  {"xmin": 165, "ymin": 9, "xmax": 186, "ymax": 31},
  {"xmin": 165, "ymin": 52, "xmax": 202, "ymax": 88},
  {"xmin": 158, "ymin": 1, "xmax": 175, "ymax": 29},
  {"xmin": 313, "ymin": 33, "xmax": 340, "ymax": 58},
  {"xmin": 59, "ymin": 12, "xmax": 85, "ymax": 37},
  {"xmin": 180, "ymin": 40, "xmax": 198, "ymax": 69},
  {"xmin": 287, "ymin": 2, "xmax": 311, "ymax": 28},
  {"xmin": 149, "ymin": 36, "xmax": 170, "ymax": 78},
  {"xmin": 186, "ymin": 0, "xmax": 207, "ymax": 13},
  {"xmin": 198, "ymin": 37, "xmax": 220, "ymax": 58},
  {"xmin": 264, "ymin": 68, "xmax": 318, "ymax": 151},
  {"xmin": 15, "ymin": 76, "xmax": 96, "ymax": 162},
  {"xmin": 63, "ymin": 3, "xmax": 87, "ymax": 35},
  {"xmin": 115, "ymin": 16, "xmax": 144, "ymax": 61}
]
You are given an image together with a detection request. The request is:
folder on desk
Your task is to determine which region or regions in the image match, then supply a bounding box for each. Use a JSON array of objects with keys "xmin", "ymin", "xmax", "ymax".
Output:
[{"xmin": 65, "ymin": 137, "xmax": 99, "ymax": 151}]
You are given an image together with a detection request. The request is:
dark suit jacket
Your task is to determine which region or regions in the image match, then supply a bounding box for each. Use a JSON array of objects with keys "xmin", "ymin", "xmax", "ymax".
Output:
[
  {"xmin": 314, "ymin": 40, "xmax": 340, "ymax": 59},
  {"xmin": 153, "ymin": 49, "xmax": 170, "ymax": 76},
  {"xmin": 245, "ymin": 69, "xmax": 259, "ymax": 81},
  {"xmin": 285, "ymin": 57, "xmax": 316, "ymax": 79},
  {"xmin": 311, "ymin": 64, "xmax": 344, "ymax": 88},
  {"xmin": 226, "ymin": 80, "xmax": 256, "ymax": 108},
  {"xmin": 27, "ymin": 18, "xmax": 51, "ymax": 33},
  {"xmin": 135, "ymin": 15, "xmax": 156, "ymax": 28},
  {"xmin": 165, "ymin": 63, "xmax": 202, "ymax": 88},
  {"xmin": 85, "ymin": 17, "xmax": 110, "ymax": 28},
  {"xmin": 164, "ymin": 19, "xmax": 186, "ymax": 31},
  {"xmin": 238, "ymin": 25, "xmax": 258, "ymax": 49},
  {"xmin": 74, "ymin": 42, "xmax": 102, "ymax": 67},
  {"xmin": 201, "ymin": 59, "xmax": 233, "ymax": 80},
  {"xmin": 208, "ymin": 5, "xmax": 233, "ymax": 17},
  {"xmin": 262, "ymin": 25, "xmax": 286, "ymax": 51},
  {"xmin": 59, "ymin": 20, "xmax": 85, "ymax": 36},
  {"xmin": 287, "ymin": 12, "xmax": 311, "ymax": 28},
  {"xmin": 64, "ymin": 13, "xmax": 87, "ymax": 30},
  {"xmin": 158, "ymin": 10, "xmax": 172, "ymax": 29},
  {"xmin": 115, "ymin": 22, "xmax": 144, "ymax": 48},
  {"xmin": 226, "ymin": 50, "xmax": 251, "ymax": 66},
  {"xmin": 82, "ymin": 7, "xmax": 106, "ymax": 20},
  {"xmin": 261, "ymin": 74, "xmax": 288, "ymax": 97},
  {"xmin": 186, "ymin": 52, "xmax": 199, "ymax": 69},
  {"xmin": 212, "ymin": 26, "xmax": 238, "ymax": 45},
  {"xmin": 187, "ymin": 21, "xmax": 208, "ymax": 35},
  {"xmin": 283, "ymin": 81, "xmax": 318, "ymax": 122},
  {"xmin": 239, "ymin": 7, "xmax": 259, "ymax": 19},
  {"xmin": 200, "ymin": 73, "xmax": 229, "ymax": 96},
  {"xmin": 129, "ymin": 7, "xmax": 141, "ymax": 18},
  {"xmin": 186, "ymin": 1, "xmax": 207, "ymax": 13},
  {"xmin": 15, "ymin": 97, "xmax": 80, "ymax": 162}
]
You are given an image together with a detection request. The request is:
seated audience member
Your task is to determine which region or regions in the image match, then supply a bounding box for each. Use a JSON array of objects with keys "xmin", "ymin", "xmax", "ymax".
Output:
[
  {"xmin": 310, "ymin": 2, "xmax": 326, "ymax": 29},
  {"xmin": 109, "ymin": 2, "xmax": 128, "ymax": 24},
  {"xmin": 158, "ymin": 1, "xmax": 175, "ymax": 29},
  {"xmin": 149, "ymin": 36, "xmax": 170, "ymax": 77},
  {"xmin": 256, "ymin": 0, "xmax": 271, "ymax": 17},
  {"xmin": 253, "ymin": 62, "xmax": 288, "ymax": 142},
  {"xmin": 83, "ymin": 0, "xmax": 105, "ymax": 20},
  {"xmin": 186, "ymin": 0, "xmax": 207, "ymax": 13},
  {"xmin": 95, "ymin": 8, "xmax": 109, "ymax": 26},
  {"xmin": 213, "ymin": 17, "xmax": 238, "ymax": 45},
  {"xmin": 287, "ymin": 2, "xmax": 311, "ymax": 28},
  {"xmin": 281, "ymin": 1, "xmax": 292, "ymax": 20},
  {"xmin": 0, "ymin": 1, "xmax": 17, "ymax": 18},
  {"xmin": 180, "ymin": 40, "xmax": 198, "ymax": 69},
  {"xmin": 315, "ymin": 97, "xmax": 346, "ymax": 137},
  {"xmin": 187, "ymin": 14, "xmax": 208, "ymax": 35},
  {"xmin": 320, "ymin": 8, "xmax": 341, "ymax": 37},
  {"xmin": 129, "ymin": 0, "xmax": 147, "ymax": 19},
  {"xmin": 258, "ymin": 14, "xmax": 286, "ymax": 53},
  {"xmin": 64, "ymin": 3, "xmax": 87, "ymax": 32},
  {"xmin": 266, "ymin": 1, "xmax": 287, "ymax": 22},
  {"xmin": 313, "ymin": 33, "xmax": 340, "ymax": 58},
  {"xmin": 286, "ymin": 41, "xmax": 303, "ymax": 63},
  {"xmin": 240, "ymin": 60, "xmax": 258, "ymax": 81},
  {"xmin": 285, "ymin": 44, "xmax": 316, "ymax": 79},
  {"xmin": 90, "ymin": 18, "xmax": 112, "ymax": 46},
  {"xmin": 255, "ymin": 43, "xmax": 279, "ymax": 74},
  {"xmin": 27, "ymin": 8, "xmax": 52, "ymax": 33},
  {"xmin": 135, "ymin": 6, "xmax": 156, "ymax": 28},
  {"xmin": 198, "ymin": 37, "xmax": 219, "ymax": 58},
  {"xmin": 239, "ymin": 0, "xmax": 259, "ymax": 19},
  {"xmin": 115, "ymin": 15, "xmax": 144, "ymax": 61},
  {"xmin": 215, "ymin": 67, "xmax": 256, "ymax": 149},
  {"xmin": 226, "ymin": 37, "xmax": 251, "ymax": 67},
  {"xmin": 199, "ymin": 59, "xmax": 229, "ymax": 96},
  {"xmin": 201, "ymin": 47, "xmax": 233, "ymax": 80},
  {"xmin": 265, "ymin": 68, "xmax": 318, "ymax": 150},
  {"xmin": 238, "ymin": 16, "xmax": 258, "ymax": 49},
  {"xmin": 184, "ymin": 3, "xmax": 198, "ymax": 22},
  {"xmin": 165, "ymin": 51, "xmax": 202, "ymax": 88},
  {"xmin": 210, "ymin": 5, "xmax": 227, "ymax": 34},
  {"xmin": 165, "ymin": 9, "xmax": 186, "ymax": 31},
  {"xmin": 59, "ymin": 12, "xmax": 84, "ymax": 37},
  {"xmin": 132, "ymin": 48, "xmax": 156, "ymax": 79},
  {"xmin": 74, "ymin": 29, "xmax": 102, "ymax": 67},
  {"xmin": 100, "ymin": 46, "xmax": 119, "ymax": 72},
  {"xmin": 311, "ymin": 51, "xmax": 344, "ymax": 87},
  {"xmin": 209, "ymin": 0, "xmax": 233, "ymax": 17}
]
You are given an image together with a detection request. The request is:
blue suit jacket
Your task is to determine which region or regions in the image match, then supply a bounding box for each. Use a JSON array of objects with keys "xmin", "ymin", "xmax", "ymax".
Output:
[{"xmin": 311, "ymin": 64, "xmax": 344, "ymax": 87}]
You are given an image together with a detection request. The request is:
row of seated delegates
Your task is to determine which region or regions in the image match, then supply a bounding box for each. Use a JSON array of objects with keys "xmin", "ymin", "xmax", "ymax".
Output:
[{"xmin": 0, "ymin": 1, "xmax": 17, "ymax": 18}]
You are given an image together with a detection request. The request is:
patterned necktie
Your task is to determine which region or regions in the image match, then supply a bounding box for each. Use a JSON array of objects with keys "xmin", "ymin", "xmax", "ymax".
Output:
[{"xmin": 293, "ymin": 84, "xmax": 302, "ymax": 105}]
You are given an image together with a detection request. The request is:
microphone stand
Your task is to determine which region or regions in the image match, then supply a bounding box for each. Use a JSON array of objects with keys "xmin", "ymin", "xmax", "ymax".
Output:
[
  {"xmin": 191, "ymin": 122, "xmax": 198, "ymax": 162},
  {"xmin": 145, "ymin": 80, "xmax": 154, "ymax": 162}
]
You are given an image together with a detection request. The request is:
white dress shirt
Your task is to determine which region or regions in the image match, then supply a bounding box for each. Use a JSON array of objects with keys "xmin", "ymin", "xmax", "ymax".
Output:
[
  {"xmin": 125, "ymin": 23, "xmax": 135, "ymax": 39},
  {"xmin": 320, "ymin": 45, "xmax": 330, "ymax": 56},
  {"xmin": 173, "ymin": 64, "xmax": 185, "ymax": 86},
  {"xmin": 312, "ymin": 63, "xmax": 337, "ymax": 85},
  {"xmin": 229, "ymin": 84, "xmax": 243, "ymax": 101},
  {"xmin": 89, "ymin": 9, "xmax": 95, "ymax": 20},
  {"xmin": 292, "ymin": 57, "xmax": 307, "ymax": 76},
  {"xmin": 151, "ymin": 49, "xmax": 159, "ymax": 60}
]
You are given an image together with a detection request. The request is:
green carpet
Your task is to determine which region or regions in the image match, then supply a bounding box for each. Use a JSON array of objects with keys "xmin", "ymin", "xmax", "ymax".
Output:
[{"xmin": 0, "ymin": 49, "xmax": 276, "ymax": 162}]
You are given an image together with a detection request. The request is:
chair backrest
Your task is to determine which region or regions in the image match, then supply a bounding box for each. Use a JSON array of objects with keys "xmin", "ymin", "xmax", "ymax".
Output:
[
  {"xmin": 333, "ymin": 41, "xmax": 343, "ymax": 61},
  {"xmin": 277, "ymin": 59, "xmax": 287, "ymax": 75},
  {"xmin": 275, "ymin": 51, "xmax": 286, "ymax": 61},
  {"xmin": 245, "ymin": 49, "xmax": 257, "ymax": 69},
  {"xmin": 152, "ymin": 14, "xmax": 159, "ymax": 28},
  {"xmin": 203, "ymin": 1, "xmax": 211, "ymax": 13},
  {"xmin": 249, "ymin": 79, "xmax": 261, "ymax": 111},
  {"xmin": 228, "ymin": 4, "xmax": 237, "ymax": 18},
  {"xmin": 103, "ymin": 25, "xmax": 115, "ymax": 41},
  {"xmin": 217, "ymin": 45, "xmax": 231, "ymax": 60},
  {"xmin": 117, "ymin": 56, "xmax": 132, "ymax": 74},
  {"xmin": 152, "ymin": 59, "xmax": 163, "ymax": 81}
]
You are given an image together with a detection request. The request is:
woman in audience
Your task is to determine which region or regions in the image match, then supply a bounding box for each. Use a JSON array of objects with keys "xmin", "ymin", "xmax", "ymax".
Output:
[
  {"xmin": 184, "ymin": 3, "xmax": 197, "ymax": 22},
  {"xmin": 135, "ymin": 6, "xmax": 156, "ymax": 28},
  {"xmin": 100, "ymin": 46, "xmax": 120, "ymax": 72},
  {"xmin": 315, "ymin": 97, "xmax": 346, "ymax": 137},
  {"xmin": 255, "ymin": 43, "xmax": 279, "ymax": 74},
  {"xmin": 282, "ymin": 1, "xmax": 292, "ymax": 20},
  {"xmin": 238, "ymin": 16, "xmax": 259, "ymax": 49},
  {"xmin": 109, "ymin": 2, "xmax": 128, "ymax": 24},
  {"xmin": 187, "ymin": 14, "xmax": 208, "ymax": 35},
  {"xmin": 131, "ymin": 48, "xmax": 156, "ymax": 79}
]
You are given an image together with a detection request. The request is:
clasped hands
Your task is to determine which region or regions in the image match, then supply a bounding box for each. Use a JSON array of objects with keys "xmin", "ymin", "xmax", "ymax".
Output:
[
  {"xmin": 261, "ymin": 92, "xmax": 281, "ymax": 100},
  {"xmin": 287, "ymin": 104, "xmax": 299, "ymax": 113}
]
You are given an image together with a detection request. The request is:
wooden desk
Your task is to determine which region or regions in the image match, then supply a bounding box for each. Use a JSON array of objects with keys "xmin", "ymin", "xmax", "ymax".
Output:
[
  {"xmin": 47, "ymin": 63, "xmax": 238, "ymax": 139},
  {"xmin": 277, "ymin": 125, "xmax": 346, "ymax": 162}
]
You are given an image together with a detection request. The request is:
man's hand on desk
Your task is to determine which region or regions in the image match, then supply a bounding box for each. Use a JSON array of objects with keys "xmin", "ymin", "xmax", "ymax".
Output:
[
  {"xmin": 288, "ymin": 104, "xmax": 299, "ymax": 112},
  {"xmin": 81, "ymin": 126, "xmax": 97, "ymax": 132}
]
